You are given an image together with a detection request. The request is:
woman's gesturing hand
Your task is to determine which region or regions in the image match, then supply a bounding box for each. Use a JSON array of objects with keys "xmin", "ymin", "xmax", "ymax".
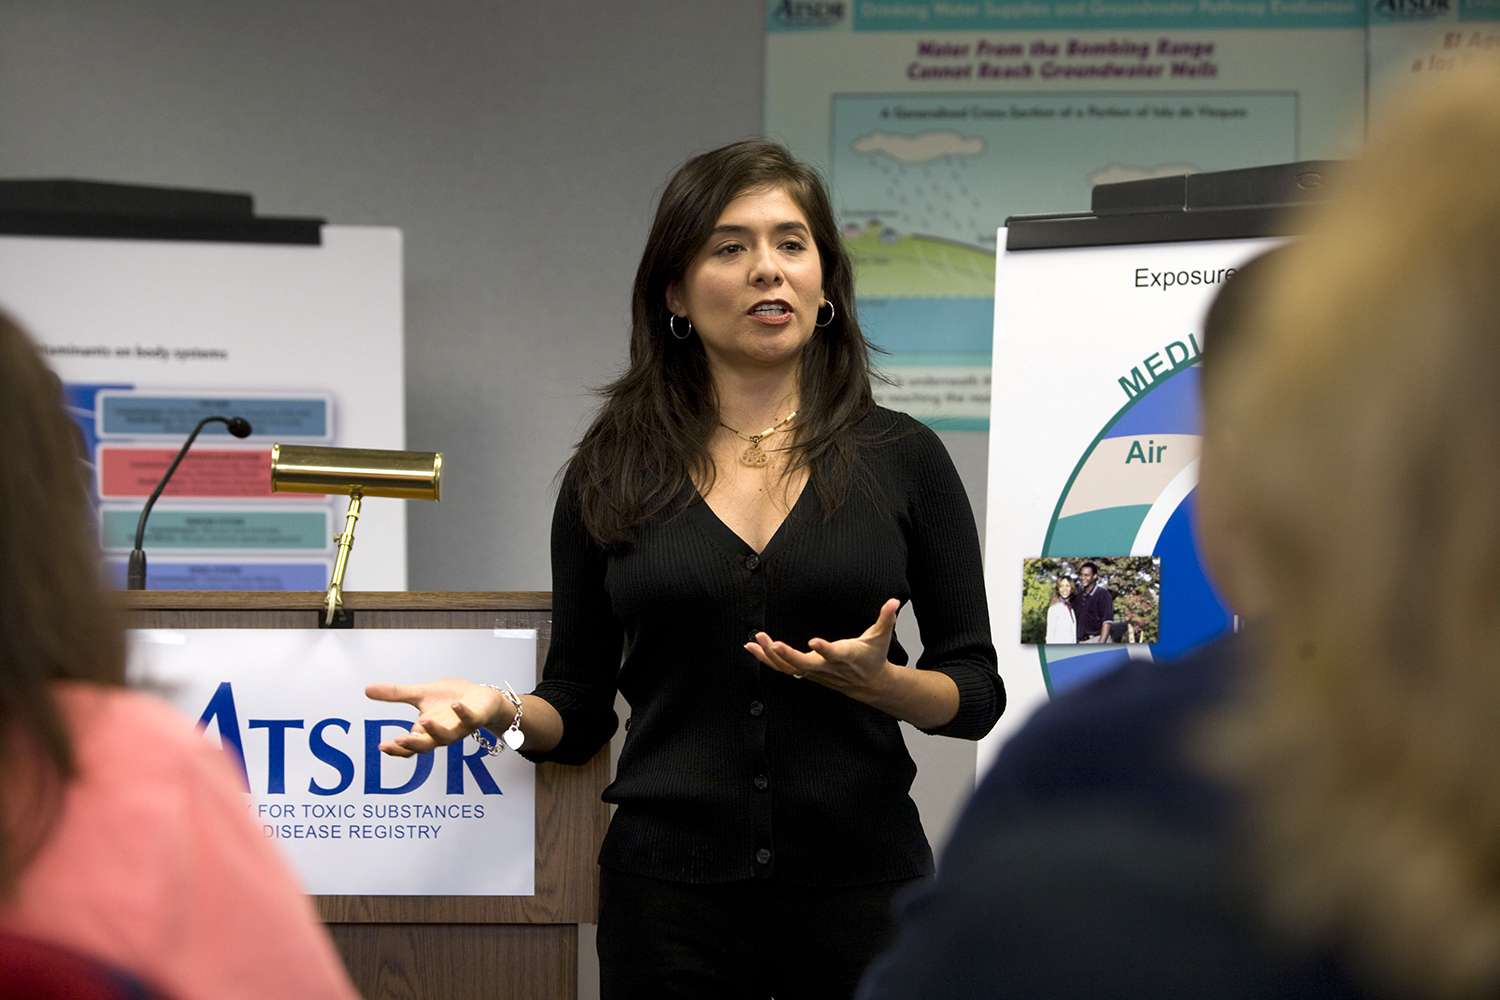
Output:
[
  {"xmin": 364, "ymin": 679, "xmax": 509, "ymax": 757},
  {"xmin": 744, "ymin": 598, "xmax": 961, "ymax": 730},
  {"xmin": 746, "ymin": 598, "xmax": 901, "ymax": 696}
]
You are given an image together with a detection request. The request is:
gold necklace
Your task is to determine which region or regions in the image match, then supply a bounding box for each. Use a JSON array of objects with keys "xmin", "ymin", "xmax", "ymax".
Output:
[{"xmin": 721, "ymin": 410, "xmax": 797, "ymax": 468}]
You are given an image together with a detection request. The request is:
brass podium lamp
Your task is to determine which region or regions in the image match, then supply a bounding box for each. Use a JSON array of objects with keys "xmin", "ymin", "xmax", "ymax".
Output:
[{"xmin": 270, "ymin": 445, "xmax": 442, "ymax": 625}]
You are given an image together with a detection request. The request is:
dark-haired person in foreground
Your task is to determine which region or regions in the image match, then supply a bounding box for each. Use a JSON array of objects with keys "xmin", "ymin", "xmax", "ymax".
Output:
[
  {"xmin": 0, "ymin": 312, "xmax": 360, "ymax": 1000},
  {"xmin": 368, "ymin": 140, "xmax": 1004, "ymax": 999},
  {"xmin": 858, "ymin": 68, "xmax": 1500, "ymax": 1000}
]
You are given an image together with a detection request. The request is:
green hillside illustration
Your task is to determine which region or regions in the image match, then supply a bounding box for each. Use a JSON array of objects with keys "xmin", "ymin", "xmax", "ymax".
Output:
[{"xmin": 845, "ymin": 224, "xmax": 995, "ymax": 299}]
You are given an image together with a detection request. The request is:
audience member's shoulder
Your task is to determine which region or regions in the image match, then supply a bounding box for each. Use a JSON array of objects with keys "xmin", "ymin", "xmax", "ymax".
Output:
[
  {"xmin": 939, "ymin": 635, "xmax": 1246, "ymax": 871},
  {"xmin": 52, "ymin": 682, "xmax": 230, "ymax": 778},
  {"xmin": 1006, "ymin": 634, "xmax": 1242, "ymax": 761},
  {"xmin": 0, "ymin": 931, "xmax": 168, "ymax": 1000},
  {"xmin": 965, "ymin": 635, "xmax": 1243, "ymax": 810},
  {"xmin": 54, "ymin": 681, "xmax": 195, "ymax": 733}
]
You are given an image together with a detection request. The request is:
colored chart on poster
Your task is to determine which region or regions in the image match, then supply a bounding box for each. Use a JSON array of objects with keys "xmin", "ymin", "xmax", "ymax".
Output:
[
  {"xmin": 97, "ymin": 392, "xmax": 332, "ymax": 439},
  {"xmin": 768, "ymin": 7, "xmax": 1367, "ymax": 433},
  {"xmin": 101, "ymin": 508, "xmax": 331, "ymax": 551},
  {"xmin": 833, "ymin": 92, "xmax": 1298, "ymax": 251},
  {"xmin": 104, "ymin": 561, "xmax": 331, "ymax": 591},
  {"xmin": 98, "ymin": 445, "xmax": 316, "ymax": 499},
  {"xmin": 0, "ymin": 226, "xmax": 403, "ymax": 592},
  {"xmin": 74, "ymin": 383, "xmax": 335, "ymax": 590},
  {"xmin": 831, "ymin": 91, "xmax": 1296, "ymax": 430}
]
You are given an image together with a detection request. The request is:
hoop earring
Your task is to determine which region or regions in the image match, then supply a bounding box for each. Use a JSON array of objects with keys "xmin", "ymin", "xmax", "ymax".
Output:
[
  {"xmin": 668, "ymin": 314, "xmax": 693, "ymax": 340},
  {"xmin": 815, "ymin": 301, "xmax": 836, "ymax": 328}
]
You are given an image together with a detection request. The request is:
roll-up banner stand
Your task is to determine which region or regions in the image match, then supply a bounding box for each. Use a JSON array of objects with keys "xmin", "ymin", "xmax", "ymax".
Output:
[
  {"xmin": 0, "ymin": 180, "xmax": 405, "ymax": 594},
  {"xmin": 979, "ymin": 161, "xmax": 1329, "ymax": 774}
]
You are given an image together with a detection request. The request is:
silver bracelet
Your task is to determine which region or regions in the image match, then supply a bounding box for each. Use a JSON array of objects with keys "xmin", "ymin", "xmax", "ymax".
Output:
[{"xmin": 472, "ymin": 682, "xmax": 523, "ymax": 755}]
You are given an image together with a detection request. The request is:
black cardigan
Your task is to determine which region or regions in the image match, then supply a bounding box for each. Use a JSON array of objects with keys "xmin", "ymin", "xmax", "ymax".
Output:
[{"xmin": 525, "ymin": 408, "xmax": 1004, "ymax": 885}]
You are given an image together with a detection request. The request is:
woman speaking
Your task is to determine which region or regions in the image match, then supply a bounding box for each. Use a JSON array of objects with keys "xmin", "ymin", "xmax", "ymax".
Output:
[{"xmin": 368, "ymin": 140, "xmax": 1004, "ymax": 999}]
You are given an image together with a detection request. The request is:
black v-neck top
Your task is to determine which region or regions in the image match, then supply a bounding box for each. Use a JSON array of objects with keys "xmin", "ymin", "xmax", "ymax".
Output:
[{"xmin": 525, "ymin": 408, "xmax": 1004, "ymax": 885}]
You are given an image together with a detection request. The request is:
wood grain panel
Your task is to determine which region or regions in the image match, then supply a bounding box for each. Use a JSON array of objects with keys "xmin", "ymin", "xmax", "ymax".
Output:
[
  {"xmin": 118, "ymin": 591, "xmax": 551, "ymax": 612},
  {"xmin": 129, "ymin": 609, "xmax": 319, "ymax": 629},
  {"xmin": 316, "ymin": 747, "xmax": 607, "ymax": 925},
  {"xmin": 327, "ymin": 923, "xmax": 576, "ymax": 1000}
]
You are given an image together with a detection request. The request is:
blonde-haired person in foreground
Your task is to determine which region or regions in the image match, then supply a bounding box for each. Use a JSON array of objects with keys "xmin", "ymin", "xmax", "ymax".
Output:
[
  {"xmin": 858, "ymin": 65, "xmax": 1500, "ymax": 1000},
  {"xmin": 1208, "ymin": 62, "xmax": 1500, "ymax": 1000},
  {"xmin": 0, "ymin": 311, "xmax": 360, "ymax": 1000}
]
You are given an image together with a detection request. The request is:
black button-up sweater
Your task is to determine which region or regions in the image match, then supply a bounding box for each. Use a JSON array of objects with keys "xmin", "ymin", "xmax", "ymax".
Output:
[{"xmin": 525, "ymin": 408, "xmax": 1004, "ymax": 886}]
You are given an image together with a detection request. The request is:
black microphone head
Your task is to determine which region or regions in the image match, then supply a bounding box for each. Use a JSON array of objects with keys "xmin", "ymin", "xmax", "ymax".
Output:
[{"xmin": 226, "ymin": 417, "xmax": 252, "ymax": 438}]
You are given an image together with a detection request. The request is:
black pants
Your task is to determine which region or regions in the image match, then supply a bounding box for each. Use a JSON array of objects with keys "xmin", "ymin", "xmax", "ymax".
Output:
[{"xmin": 597, "ymin": 866, "xmax": 922, "ymax": 1000}]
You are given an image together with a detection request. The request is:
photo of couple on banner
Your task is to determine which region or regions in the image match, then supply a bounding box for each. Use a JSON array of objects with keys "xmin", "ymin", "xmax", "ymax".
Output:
[{"xmin": 1021, "ymin": 556, "xmax": 1160, "ymax": 645}]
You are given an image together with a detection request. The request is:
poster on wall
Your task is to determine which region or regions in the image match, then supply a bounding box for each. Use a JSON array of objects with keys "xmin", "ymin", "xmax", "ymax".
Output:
[
  {"xmin": 0, "ymin": 227, "xmax": 405, "ymax": 592},
  {"xmin": 765, "ymin": 1, "xmax": 1364, "ymax": 431},
  {"xmin": 979, "ymin": 231, "xmax": 1282, "ymax": 770},
  {"xmin": 127, "ymin": 628, "xmax": 537, "ymax": 896},
  {"xmin": 1367, "ymin": 0, "xmax": 1500, "ymax": 114}
]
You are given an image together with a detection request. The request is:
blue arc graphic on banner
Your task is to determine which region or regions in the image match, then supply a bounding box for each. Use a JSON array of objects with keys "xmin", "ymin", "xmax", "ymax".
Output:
[{"xmin": 1038, "ymin": 363, "xmax": 1233, "ymax": 694}]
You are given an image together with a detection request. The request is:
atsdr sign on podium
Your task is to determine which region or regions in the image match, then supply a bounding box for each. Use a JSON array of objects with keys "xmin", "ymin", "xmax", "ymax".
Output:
[{"xmin": 127, "ymin": 628, "xmax": 537, "ymax": 896}]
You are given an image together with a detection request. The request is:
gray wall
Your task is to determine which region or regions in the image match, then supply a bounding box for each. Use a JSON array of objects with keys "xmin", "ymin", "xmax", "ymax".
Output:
[
  {"xmin": 2, "ymin": 0, "xmax": 768, "ymax": 592},
  {"xmin": 0, "ymin": 3, "xmax": 987, "ymax": 993}
]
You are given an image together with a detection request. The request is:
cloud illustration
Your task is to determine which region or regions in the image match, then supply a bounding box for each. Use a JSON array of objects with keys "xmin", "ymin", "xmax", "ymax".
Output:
[
  {"xmin": 852, "ymin": 130, "xmax": 986, "ymax": 164},
  {"xmin": 1087, "ymin": 163, "xmax": 1201, "ymax": 187}
]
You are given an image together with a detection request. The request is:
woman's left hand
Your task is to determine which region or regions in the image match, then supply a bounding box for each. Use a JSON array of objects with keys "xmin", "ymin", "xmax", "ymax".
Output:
[
  {"xmin": 745, "ymin": 598, "xmax": 902, "ymax": 700},
  {"xmin": 745, "ymin": 598, "xmax": 960, "ymax": 729}
]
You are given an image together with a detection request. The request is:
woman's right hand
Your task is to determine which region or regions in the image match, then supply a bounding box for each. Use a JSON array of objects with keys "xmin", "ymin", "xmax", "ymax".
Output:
[{"xmin": 364, "ymin": 678, "xmax": 509, "ymax": 757}]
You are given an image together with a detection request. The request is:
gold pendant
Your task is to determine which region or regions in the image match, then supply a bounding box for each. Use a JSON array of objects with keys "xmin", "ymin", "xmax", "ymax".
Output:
[{"xmin": 740, "ymin": 445, "xmax": 769, "ymax": 467}]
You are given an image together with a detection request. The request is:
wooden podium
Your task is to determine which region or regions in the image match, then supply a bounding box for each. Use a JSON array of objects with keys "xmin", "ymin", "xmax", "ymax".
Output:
[{"xmin": 122, "ymin": 591, "xmax": 610, "ymax": 1000}]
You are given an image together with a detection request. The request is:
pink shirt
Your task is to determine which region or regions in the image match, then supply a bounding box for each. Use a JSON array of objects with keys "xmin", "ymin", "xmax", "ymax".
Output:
[{"xmin": 1, "ymin": 683, "xmax": 360, "ymax": 1000}]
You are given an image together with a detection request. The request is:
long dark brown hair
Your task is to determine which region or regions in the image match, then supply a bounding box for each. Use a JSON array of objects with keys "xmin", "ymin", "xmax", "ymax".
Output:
[
  {"xmin": 0, "ymin": 310, "xmax": 125, "ymax": 893},
  {"xmin": 571, "ymin": 139, "xmax": 880, "ymax": 546}
]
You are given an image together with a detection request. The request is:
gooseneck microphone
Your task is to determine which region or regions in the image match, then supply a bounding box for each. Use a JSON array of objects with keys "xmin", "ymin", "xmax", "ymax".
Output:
[{"xmin": 126, "ymin": 415, "xmax": 252, "ymax": 590}]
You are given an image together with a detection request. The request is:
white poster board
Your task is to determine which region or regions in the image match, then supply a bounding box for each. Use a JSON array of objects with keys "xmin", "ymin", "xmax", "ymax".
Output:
[
  {"xmin": 0, "ymin": 226, "xmax": 405, "ymax": 592},
  {"xmin": 980, "ymin": 231, "xmax": 1282, "ymax": 773},
  {"xmin": 127, "ymin": 628, "xmax": 536, "ymax": 896}
]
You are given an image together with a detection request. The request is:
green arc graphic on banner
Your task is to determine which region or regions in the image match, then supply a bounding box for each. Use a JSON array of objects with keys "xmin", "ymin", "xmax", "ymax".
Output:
[{"xmin": 1037, "ymin": 362, "xmax": 1199, "ymax": 693}]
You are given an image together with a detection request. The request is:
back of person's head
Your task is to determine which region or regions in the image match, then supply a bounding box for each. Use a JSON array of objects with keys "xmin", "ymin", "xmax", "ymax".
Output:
[
  {"xmin": 1196, "ymin": 245, "xmax": 1293, "ymax": 619},
  {"xmin": 1198, "ymin": 244, "xmax": 1292, "ymax": 403},
  {"xmin": 0, "ymin": 311, "xmax": 124, "ymax": 894},
  {"xmin": 1208, "ymin": 66, "xmax": 1500, "ymax": 998}
]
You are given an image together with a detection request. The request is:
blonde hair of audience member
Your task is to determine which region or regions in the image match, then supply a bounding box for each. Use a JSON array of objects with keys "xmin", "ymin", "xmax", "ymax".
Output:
[
  {"xmin": 1204, "ymin": 66, "xmax": 1500, "ymax": 999},
  {"xmin": 0, "ymin": 311, "xmax": 125, "ymax": 894}
]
